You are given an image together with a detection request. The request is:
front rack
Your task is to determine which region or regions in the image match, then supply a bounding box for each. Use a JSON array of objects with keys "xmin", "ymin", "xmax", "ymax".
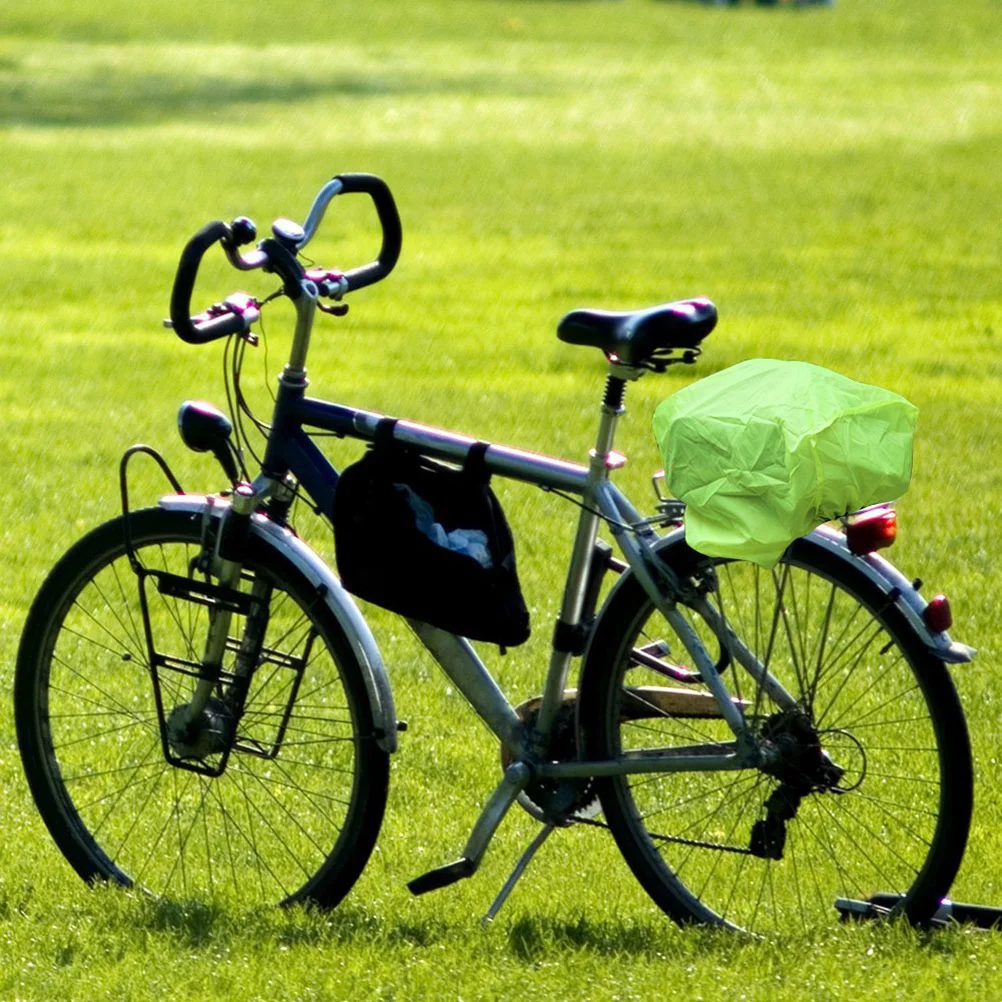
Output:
[{"xmin": 135, "ymin": 564, "xmax": 313, "ymax": 777}]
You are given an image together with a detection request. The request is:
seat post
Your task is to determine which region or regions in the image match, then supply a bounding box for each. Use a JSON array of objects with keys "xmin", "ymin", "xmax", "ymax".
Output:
[
  {"xmin": 536, "ymin": 365, "xmax": 633, "ymax": 741},
  {"xmin": 592, "ymin": 367, "xmax": 633, "ymax": 461}
]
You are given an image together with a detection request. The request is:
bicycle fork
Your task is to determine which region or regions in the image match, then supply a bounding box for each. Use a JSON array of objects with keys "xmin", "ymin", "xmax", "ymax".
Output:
[{"xmin": 143, "ymin": 485, "xmax": 273, "ymax": 775}]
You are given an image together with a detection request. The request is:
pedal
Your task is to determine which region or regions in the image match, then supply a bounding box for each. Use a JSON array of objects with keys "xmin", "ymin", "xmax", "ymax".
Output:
[
  {"xmin": 835, "ymin": 894, "xmax": 1002, "ymax": 929},
  {"xmin": 408, "ymin": 761, "xmax": 532, "ymax": 899},
  {"xmin": 407, "ymin": 858, "xmax": 475, "ymax": 896},
  {"xmin": 834, "ymin": 897, "xmax": 895, "ymax": 921}
]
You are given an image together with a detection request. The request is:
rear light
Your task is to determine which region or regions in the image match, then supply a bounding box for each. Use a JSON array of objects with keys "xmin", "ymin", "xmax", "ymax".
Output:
[
  {"xmin": 846, "ymin": 507, "xmax": 897, "ymax": 555},
  {"xmin": 923, "ymin": 594, "xmax": 953, "ymax": 633}
]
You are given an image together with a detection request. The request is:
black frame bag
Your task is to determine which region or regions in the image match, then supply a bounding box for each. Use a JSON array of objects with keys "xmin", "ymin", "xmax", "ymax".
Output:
[{"xmin": 333, "ymin": 422, "xmax": 531, "ymax": 648}]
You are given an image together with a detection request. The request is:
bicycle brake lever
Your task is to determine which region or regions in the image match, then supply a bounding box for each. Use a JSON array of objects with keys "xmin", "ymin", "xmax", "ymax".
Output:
[{"xmin": 317, "ymin": 301, "xmax": 349, "ymax": 317}]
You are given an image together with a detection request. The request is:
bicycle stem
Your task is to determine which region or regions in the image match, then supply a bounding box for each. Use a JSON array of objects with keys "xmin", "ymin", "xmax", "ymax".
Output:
[{"xmin": 286, "ymin": 279, "xmax": 319, "ymax": 378}]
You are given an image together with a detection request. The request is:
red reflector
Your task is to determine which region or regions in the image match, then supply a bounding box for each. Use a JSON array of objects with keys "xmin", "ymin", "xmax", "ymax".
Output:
[
  {"xmin": 923, "ymin": 594, "xmax": 953, "ymax": 633},
  {"xmin": 846, "ymin": 508, "xmax": 897, "ymax": 555}
]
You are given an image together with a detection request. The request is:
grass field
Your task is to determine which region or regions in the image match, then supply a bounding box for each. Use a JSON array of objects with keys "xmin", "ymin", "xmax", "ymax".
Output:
[{"xmin": 1, "ymin": 0, "xmax": 1001, "ymax": 998}]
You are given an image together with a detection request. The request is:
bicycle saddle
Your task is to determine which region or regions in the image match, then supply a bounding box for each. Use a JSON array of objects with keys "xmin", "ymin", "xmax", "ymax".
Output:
[{"xmin": 557, "ymin": 297, "xmax": 717, "ymax": 367}]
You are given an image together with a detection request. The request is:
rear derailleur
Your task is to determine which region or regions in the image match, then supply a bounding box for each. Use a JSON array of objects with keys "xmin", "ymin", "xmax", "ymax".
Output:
[{"xmin": 750, "ymin": 708, "xmax": 846, "ymax": 860}]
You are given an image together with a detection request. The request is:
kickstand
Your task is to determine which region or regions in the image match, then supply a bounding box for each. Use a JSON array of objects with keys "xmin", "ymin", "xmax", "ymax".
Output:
[{"xmin": 481, "ymin": 823, "xmax": 556, "ymax": 927}]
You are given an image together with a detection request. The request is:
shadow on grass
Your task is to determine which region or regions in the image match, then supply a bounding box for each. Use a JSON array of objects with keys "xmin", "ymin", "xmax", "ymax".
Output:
[
  {"xmin": 504, "ymin": 912, "xmax": 965, "ymax": 962},
  {"xmin": 123, "ymin": 897, "xmax": 451, "ymax": 950},
  {"xmin": 507, "ymin": 914, "xmax": 698, "ymax": 960},
  {"xmin": 1, "ymin": 69, "xmax": 555, "ymax": 129},
  {"xmin": 137, "ymin": 901, "xmax": 221, "ymax": 945},
  {"xmin": 14, "ymin": 884, "xmax": 966, "ymax": 960},
  {"xmin": 118, "ymin": 898, "xmax": 694, "ymax": 958}
]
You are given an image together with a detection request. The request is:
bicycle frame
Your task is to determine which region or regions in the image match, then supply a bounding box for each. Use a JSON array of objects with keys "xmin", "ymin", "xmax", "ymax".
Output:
[
  {"xmin": 178, "ymin": 270, "xmax": 973, "ymax": 801},
  {"xmin": 214, "ymin": 281, "xmax": 789, "ymax": 784},
  {"xmin": 20, "ymin": 172, "xmax": 978, "ymax": 925},
  {"xmin": 162, "ymin": 204, "xmax": 975, "ymax": 895}
]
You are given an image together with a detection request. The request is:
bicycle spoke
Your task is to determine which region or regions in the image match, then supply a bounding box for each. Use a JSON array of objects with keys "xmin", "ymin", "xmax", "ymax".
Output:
[
  {"xmin": 591, "ymin": 542, "xmax": 966, "ymax": 934},
  {"xmin": 51, "ymin": 652, "xmax": 151, "ymax": 728},
  {"xmin": 635, "ymin": 770, "xmax": 761, "ymax": 825},
  {"xmin": 22, "ymin": 515, "xmax": 384, "ymax": 910},
  {"xmin": 823, "ymin": 676, "xmax": 918, "ymax": 732},
  {"xmin": 106, "ymin": 761, "xmax": 172, "ymax": 865},
  {"xmin": 230, "ymin": 763, "xmax": 352, "ymax": 810}
]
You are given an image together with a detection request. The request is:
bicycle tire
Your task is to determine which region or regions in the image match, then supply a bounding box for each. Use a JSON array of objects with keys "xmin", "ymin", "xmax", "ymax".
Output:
[
  {"xmin": 577, "ymin": 533, "xmax": 972, "ymax": 934},
  {"xmin": 15, "ymin": 507, "xmax": 389, "ymax": 909}
]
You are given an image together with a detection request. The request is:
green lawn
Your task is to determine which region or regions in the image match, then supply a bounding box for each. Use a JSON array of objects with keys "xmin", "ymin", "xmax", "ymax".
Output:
[{"xmin": 1, "ymin": 0, "xmax": 1001, "ymax": 998}]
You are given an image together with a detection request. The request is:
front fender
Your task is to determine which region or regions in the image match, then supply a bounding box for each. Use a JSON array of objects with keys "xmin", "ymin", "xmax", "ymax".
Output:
[
  {"xmin": 159, "ymin": 494, "xmax": 398, "ymax": 752},
  {"xmin": 595, "ymin": 525, "xmax": 974, "ymax": 665}
]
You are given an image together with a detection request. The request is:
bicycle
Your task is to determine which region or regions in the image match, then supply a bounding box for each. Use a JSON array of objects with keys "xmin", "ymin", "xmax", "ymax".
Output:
[{"xmin": 14, "ymin": 173, "xmax": 976, "ymax": 935}]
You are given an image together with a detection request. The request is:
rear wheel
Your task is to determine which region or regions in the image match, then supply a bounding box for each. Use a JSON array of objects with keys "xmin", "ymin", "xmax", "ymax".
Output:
[
  {"xmin": 577, "ymin": 535, "xmax": 972, "ymax": 934},
  {"xmin": 15, "ymin": 508, "xmax": 389, "ymax": 909}
]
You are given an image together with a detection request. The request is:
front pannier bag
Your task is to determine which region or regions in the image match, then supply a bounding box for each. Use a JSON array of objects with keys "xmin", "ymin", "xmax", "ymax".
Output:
[{"xmin": 333, "ymin": 423, "xmax": 531, "ymax": 648}]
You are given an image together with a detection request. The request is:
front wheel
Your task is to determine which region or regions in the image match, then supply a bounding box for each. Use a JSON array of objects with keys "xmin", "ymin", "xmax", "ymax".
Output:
[
  {"xmin": 15, "ymin": 507, "xmax": 389, "ymax": 909},
  {"xmin": 577, "ymin": 534, "xmax": 972, "ymax": 934}
]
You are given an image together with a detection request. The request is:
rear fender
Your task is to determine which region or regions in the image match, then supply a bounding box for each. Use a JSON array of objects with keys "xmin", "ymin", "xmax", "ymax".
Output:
[
  {"xmin": 595, "ymin": 524, "xmax": 974, "ymax": 666},
  {"xmin": 811, "ymin": 524, "xmax": 975, "ymax": 664}
]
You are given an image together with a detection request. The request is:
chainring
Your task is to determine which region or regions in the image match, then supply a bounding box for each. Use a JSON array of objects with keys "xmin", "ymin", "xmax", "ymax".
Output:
[{"xmin": 501, "ymin": 692, "xmax": 599, "ymax": 823}]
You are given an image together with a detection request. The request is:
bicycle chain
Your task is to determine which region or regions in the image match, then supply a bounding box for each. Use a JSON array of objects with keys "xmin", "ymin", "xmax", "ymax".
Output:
[{"xmin": 574, "ymin": 815, "xmax": 754, "ymax": 855}]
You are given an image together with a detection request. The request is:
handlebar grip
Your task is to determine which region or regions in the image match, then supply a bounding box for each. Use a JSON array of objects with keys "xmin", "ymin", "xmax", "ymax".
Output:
[
  {"xmin": 333, "ymin": 173, "xmax": 402, "ymax": 293},
  {"xmin": 170, "ymin": 220, "xmax": 245, "ymax": 344}
]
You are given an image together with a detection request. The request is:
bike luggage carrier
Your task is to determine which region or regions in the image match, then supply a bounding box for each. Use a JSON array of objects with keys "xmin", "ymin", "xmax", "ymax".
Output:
[{"xmin": 135, "ymin": 565, "xmax": 313, "ymax": 778}]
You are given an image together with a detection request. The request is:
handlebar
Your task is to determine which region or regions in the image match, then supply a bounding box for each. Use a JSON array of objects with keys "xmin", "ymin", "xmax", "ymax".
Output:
[
  {"xmin": 169, "ymin": 221, "xmax": 248, "ymax": 344},
  {"xmin": 325, "ymin": 173, "xmax": 402, "ymax": 293},
  {"xmin": 168, "ymin": 172, "xmax": 402, "ymax": 345}
]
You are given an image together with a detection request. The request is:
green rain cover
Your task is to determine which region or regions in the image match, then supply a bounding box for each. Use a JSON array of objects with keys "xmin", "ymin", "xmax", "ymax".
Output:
[{"xmin": 652, "ymin": 359, "xmax": 918, "ymax": 567}]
